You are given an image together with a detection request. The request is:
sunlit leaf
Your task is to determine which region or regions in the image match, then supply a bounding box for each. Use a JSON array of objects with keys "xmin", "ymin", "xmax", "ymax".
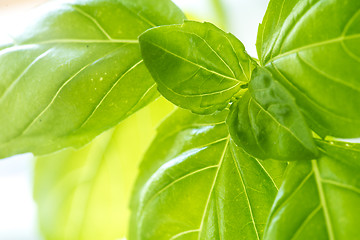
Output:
[
  {"xmin": 227, "ymin": 67, "xmax": 317, "ymax": 161},
  {"xmin": 264, "ymin": 140, "xmax": 360, "ymax": 240},
  {"xmin": 140, "ymin": 20, "xmax": 255, "ymax": 114},
  {"xmin": 0, "ymin": 0, "xmax": 185, "ymax": 158},
  {"xmin": 33, "ymin": 98, "xmax": 174, "ymax": 240},
  {"xmin": 257, "ymin": 0, "xmax": 360, "ymax": 138},
  {"xmin": 131, "ymin": 108, "xmax": 287, "ymax": 239}
]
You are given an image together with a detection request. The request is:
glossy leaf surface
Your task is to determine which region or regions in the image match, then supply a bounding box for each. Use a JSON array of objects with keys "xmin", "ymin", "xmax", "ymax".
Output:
[
  {"xmin": 227, "ymin": 68, "xmax": 317, "ymax": 161},
  {"xmin": 257, "ymin": 0, "xmax": 360, "ymax": 138},
  {"xmin": 140, "ymin": 20, "xmax": 256, "ymax": 114},
  {"xmin": 131, "ymin": 108, "xmax": 287, "ymax": 239},
  {"xmin": 0, "ymin": 0, "xmax": 185, "ymax": 158},
  {"xmin": 34, "ymin": 98, "xmax": 174, "ymax": 240},
  {"xmin": 264, "ymin": 140, "xmax": 360, "ymax": 240}
]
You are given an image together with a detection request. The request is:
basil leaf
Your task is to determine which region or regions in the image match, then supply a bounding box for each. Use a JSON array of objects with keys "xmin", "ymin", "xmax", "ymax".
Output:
[
  {"xmin": 131, "ymin": 108, "xmax": 287, "ymax": 239},
  {"xmin": 257, "ymin": 0, "xmax": 360, "ymax": 138},
  {"xmin": 263, "ymin": 140, "xmax": 360, "ymax": 240},
  {"xmin": 34, "ymin": 98, "xmax": 174, "ymax": 240},
  {"xmin": 139, "ymin": 20, "xmax": 256, "ymax": 114},
  {"xmin": 0, "ymin": 0, "xmax": 185, "ymax": 159},
  {"xmin": 0, "ymin": 43, "xmax": 12, "ymax": 51},
  {"xmin": 227, "ymin": 67, "xmax": 317, "ymax": 161}
]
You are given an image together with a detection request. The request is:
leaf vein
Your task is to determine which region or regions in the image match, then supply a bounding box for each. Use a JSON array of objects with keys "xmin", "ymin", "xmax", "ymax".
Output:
[
  {"xmin": 250, "ymin": 95, "xmax": 311, "ymax": 152},
  {"xmin": 268, "ymin": 0, "xmax": 287, "ymax": 60},
  {"xmin": 223, "ymin": 34, "xmax": 250, "ymax": 82},
  {"xmin": 322, "ymin": 179, "xmax": 360, "ymax": 195},
  {"xmin": 342, "ymin": 8, "xmax": 360, "ymax": 36},
  {"xmin": 297, "ymin": 53, "xmax": 360, "ymax": 92},
  {"xmin": 70, "ymin": 5, "xmax": 112, "ymax": 40},
  {"xmin": 143, "ymin": 165, "xmax": 219, "ymax": 214},
  {"xmin": 21, "ymin": 46, "xmax": 126, "ymax": 136},
  {"xmin": 140, "ymin": 137, "xmax": 228, "ymax": 216},
  {"xmin": 267, "ymin": 33, "xmax": 360, "ymax": 64},
  {"xmin": 176, "ymin": 29, "xmax": 236, "ymax": 78},
  {"xmin": 117, "ymin": 2, "xmax": 156, "ymax": 27},
  {"xmin": 143, "ymin": 40, "xmax": 241, "ymax": 83},
  {"xmin": 158, "ymin": 121, "xmax": 226, "ymax": 143},
  {"xmin": 231, "ymin": 144, "xmax": 260, "ymax": 240},
  {"xmin": 269, "ymin": 170, "xmax": 313, "ymax": 220},
  {"xmin": 170, "ymin": 229, "xmax": 200, "ymax": 240},
  {"xmin": 248, "ymin": 99, "xmax": 267, "ymax": 155},
  {"xmin": 253, "ymin": 157, "xmax": 280, "ymax": 190},
  {"xmin": 271, "ymin": 63, "xmax": 360, "ymax": 123},
  {"xmin": 290, "ymin": 205, "xmax": 322, "ymax": 240},
  {"xmin": 198, "ymin": 137, "xmax": 230, "ymax": 239},
  {"xmin": 0, "ymin": 48, "xmax": 52, "ymax": 100},
  {"xmin": 30, "ymin": 39, "xmax": 138, "ymax": 44},
  {"xmin": 312, "ymin": 160, "xmax": 335, "ymax": 240},
  {"xmin": 79, "ymin": 59, "xmax": 143, "ymax": 128},
  {"xmin": 340, "ymin": 41, "xmax": 360, "ymax": 63},
  {"xmin": 277, "ymin": 0, "xmax": 323, "ymax": 54}
]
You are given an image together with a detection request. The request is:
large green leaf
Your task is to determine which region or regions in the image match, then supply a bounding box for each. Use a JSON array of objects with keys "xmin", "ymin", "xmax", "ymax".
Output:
[
  {"xmin": 263, "ymin": 140, "xmax": 360, "ymax": 240},
  {"xmin": 227, "ymin": 67, "xmax": 317, "ymax": 161},
  {"xmin": 257, "ymin": 0, "xmax": 360, "ymax": 138},
  {"xmin": 139, "ymin": 20, "xmax": 256, "ymax": 114},
  {"xmin": 131, "ymin": 108, "xmax": 287, "ymax": 239},
  {"xmin": 34, "ymin": 98, "xmax": 174, "ymax": 240},
  {"xmin": 0, "ymin": 0, "xmax": 185, "ymax": 158}
]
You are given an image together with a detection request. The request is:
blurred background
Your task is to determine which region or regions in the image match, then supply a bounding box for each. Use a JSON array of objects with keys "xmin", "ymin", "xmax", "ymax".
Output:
[{"xmin": 0, "ymin": 0, "xmax": 270, "ymax": 239}]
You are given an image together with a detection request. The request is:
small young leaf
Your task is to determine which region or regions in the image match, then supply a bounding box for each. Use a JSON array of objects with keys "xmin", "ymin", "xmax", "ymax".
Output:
[
  {"xmin": 131, "ymin": 108, "xmax": 287, "ymax": 239},
  {"xmin": 257, "ymin": 0, "xmax": 360, "ymax": 138},
  {"xmin": 139, "ymin": 20, "xmax": 256, "ymax": 114},
  {"xmin": 0, "ymin": 0, "xmax": 185, "ymax": 159},
  {"xmin": 264, "ymin": 140, "xmax": 360, "ymax": 240},
  {"xmin": 227, "ymin": 67, "xmax": 318, "ymax": 161}
]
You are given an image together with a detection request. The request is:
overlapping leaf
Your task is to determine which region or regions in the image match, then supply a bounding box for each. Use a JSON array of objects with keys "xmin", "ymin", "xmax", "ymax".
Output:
[
  {"xmin": 131, "ymin": 108, "xmax": 287, "ymax": 239},
  {"xmin": 34, "ymin": 98, "xmax": 174, "ymax": 240},
  {"xmin": 139, "ymin": 20, "xmax": 256, "ymax": 114},
  {"xmin": 257, "ymin": 0, "xmax": 360, "ymax": 138},
  {"xmin": 264, "ymin": 140, "xmax": 360, "ymax": 240},
  {"xmin": 227, "ymin": 67, "xmax": 317, "ymax": 161},
  {"xmin": 0, "ymin": 0, "xmax": 185, "ymax": 158}
]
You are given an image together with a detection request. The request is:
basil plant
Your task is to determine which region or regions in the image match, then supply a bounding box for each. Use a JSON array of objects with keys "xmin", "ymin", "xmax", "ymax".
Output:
[{"xmin": 0, "ymin": 0, "xmax": 359, "ymax": 239}]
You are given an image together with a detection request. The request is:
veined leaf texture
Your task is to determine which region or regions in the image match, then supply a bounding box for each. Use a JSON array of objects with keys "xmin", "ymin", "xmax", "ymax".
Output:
[{"xmin": 0, "ymin": 0, "xmax": 185, "ymax": 158}]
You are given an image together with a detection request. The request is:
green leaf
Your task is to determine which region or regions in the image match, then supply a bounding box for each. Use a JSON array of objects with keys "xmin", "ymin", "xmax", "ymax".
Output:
[
  {"xmin": 139, "ymin": 20, "xmax": 256, "ymax": 114},
  {"xmin": 257, "ymin": 0, "xmax": 360, "ymax": 138},
  {"xmin": 34, "ymin": 97, "xmax": 174, "ymax": 240},
  {"xmin": 227, "ymin": 67, "xmax": 317, "ymax": 161},
  {"xmin": 0, "ymin": 0, "xmax": 185, "ymax": 159},
  {"xmin": 263, "ymin": 140, "xmax": 360, "ymax": 240},
  {"xmin": 131, "ymin": 108, "xmax": 287, "ymax": 239}
]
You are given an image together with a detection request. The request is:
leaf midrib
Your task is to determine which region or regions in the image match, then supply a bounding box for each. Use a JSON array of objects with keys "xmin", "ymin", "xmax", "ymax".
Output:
[
  {"xmin": 172, "ymin": 28, "xmax": 236, "ymax": 78},
  {"xmin": 270, "ymin": 63, "xmax": 360, "ymax": 123},
  {"xmin": 198, "ymin": 137, "xmax": 230, "ymax": 239},
  {"xmin": 0, "ymin": 45, "xmax": 139, "ymax": 146},
  {"xmin": 142, "ymin": 39, "xmax": 241, "ymax": 83},
  {"xmin": 138, "ymin": 136, "xmax": 229, "ymax": 222},
  {"xmin": 312, "ymin": 160, "xmax": 335, "ymax": 240},
  {"xmin": 296, "ymin": 53, "xmax": 360, "ymax": 93},
  {"xmin": 265, "ymin": 33, "xmax": 360, "ymax": 65},
  {"xmin": 2, "ymin": 0, "xmax": 145, "ymax": 50},
  {"xmin": 22, "ymin": 39, "xmax": 138, "ymax": 45},
  {"xmin": 79, "ymin": 59, "xmax": 145, "ymax": 129},
  {"xmin": 250, "ymin": 95, "xmax": 314, "ymax": 154},
  {"xmin": 231, "ymin": 145, "xmax": 260, "ymax": 240}
]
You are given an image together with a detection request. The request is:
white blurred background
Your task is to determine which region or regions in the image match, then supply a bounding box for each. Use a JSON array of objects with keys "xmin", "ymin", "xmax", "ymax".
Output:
[{"xmin": 0, "ymin": 0, "xmax": 269, "ymax": 239}]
